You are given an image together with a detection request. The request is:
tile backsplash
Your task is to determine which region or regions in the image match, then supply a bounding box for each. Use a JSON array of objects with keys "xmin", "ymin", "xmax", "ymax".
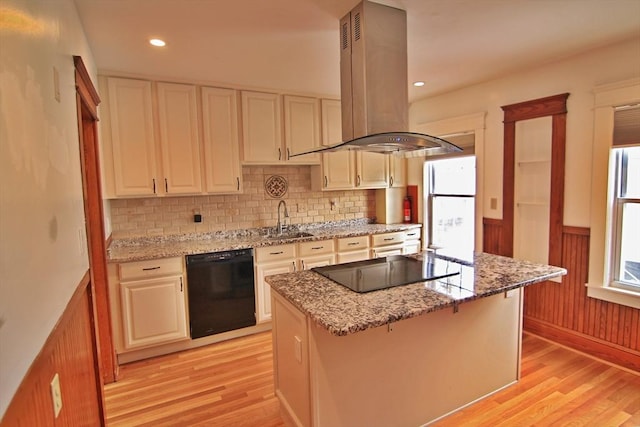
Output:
[{"xmin": 109, "ymin": 166, "xmax": 377, "ymax": 239}]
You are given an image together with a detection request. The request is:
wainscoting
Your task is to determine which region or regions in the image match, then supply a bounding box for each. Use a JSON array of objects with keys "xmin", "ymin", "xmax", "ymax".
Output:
[
  {"xmin": 1, "ymin": 272, "xmax": 104, "ymax": 426},
  {"xmin": 483, "ymin": 218, "xmax": 640, "ymax": 371}
]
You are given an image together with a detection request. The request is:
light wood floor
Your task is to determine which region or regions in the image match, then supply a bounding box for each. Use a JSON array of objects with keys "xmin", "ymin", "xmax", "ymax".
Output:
[{"xmin": 104, "ymin": 331, "xmax": 640, "ymax": 426}]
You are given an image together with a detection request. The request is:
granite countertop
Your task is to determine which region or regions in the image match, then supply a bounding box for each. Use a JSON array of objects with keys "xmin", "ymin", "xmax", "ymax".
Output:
[
  {"xmin": 107, "ymin": 222, "xmax": 422, "ymax": 263},
  {"xmin": 265, "ymin": 251, "xmax": 566, "ymax": 337}
]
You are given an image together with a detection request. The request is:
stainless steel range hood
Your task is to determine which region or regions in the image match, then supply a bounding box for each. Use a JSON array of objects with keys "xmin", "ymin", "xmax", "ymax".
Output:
[{"xmin": 291, "ymin": 0, "xmax": 461, "ymax": 158}]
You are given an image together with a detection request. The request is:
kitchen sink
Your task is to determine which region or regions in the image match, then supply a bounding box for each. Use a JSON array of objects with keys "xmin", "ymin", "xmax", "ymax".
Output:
[{"xmin": 265, "ymin": 231, "xmax": 314, "ymax": 240}]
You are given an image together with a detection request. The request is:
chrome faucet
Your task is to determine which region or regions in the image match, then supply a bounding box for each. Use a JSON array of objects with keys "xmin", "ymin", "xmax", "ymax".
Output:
[{"xmin": 276, "ymin": 200, "xmax": 289, "ymax": 235}]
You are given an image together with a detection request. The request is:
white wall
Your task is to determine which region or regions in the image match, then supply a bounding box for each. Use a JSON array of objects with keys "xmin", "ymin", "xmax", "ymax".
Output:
[
  {"xmin": 0, "ymin": 0, "xmax": 96, "ymax": 417},
  {"xmin": 409, "ymin": 37, "xmax": 640, "ymax": 227}
]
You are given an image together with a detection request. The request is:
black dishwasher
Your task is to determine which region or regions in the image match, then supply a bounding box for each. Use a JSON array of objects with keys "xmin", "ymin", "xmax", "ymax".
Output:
[{"xmin": 186, "ymin": 249, "xmax": 256, "ymax": 339}]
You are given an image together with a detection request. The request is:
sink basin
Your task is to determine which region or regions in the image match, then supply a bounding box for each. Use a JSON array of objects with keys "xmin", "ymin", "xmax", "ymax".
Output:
[{"xmin": 265, "ymin": 232, "xmax": 314, "ymax": 240}]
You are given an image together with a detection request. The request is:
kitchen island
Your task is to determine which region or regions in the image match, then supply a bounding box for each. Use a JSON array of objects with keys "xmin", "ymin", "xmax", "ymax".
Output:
[{"xmin": 265, "ymin": 252, "xmax": 566, "ymax": 427}]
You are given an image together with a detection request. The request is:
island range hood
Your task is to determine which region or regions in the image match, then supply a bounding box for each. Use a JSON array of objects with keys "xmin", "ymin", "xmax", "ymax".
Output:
[{"xmin": 291, "ymin": 0, "xmax": 461, "ymax": 158}]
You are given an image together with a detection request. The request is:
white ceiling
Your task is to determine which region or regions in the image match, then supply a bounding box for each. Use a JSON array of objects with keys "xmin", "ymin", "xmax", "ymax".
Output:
[{"xmin": 74, "ymin": 0, "xmax": 640, "ymax": 101}]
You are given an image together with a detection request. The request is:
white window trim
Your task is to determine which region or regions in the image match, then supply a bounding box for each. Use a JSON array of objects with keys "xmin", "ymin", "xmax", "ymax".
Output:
[
  {"xmin": 415, "ymin": 112, "xmax": 486, "ymax": 252},
  {"xmin": 587, "ymin": 78, "xmax": 640, "ymax": 309}
]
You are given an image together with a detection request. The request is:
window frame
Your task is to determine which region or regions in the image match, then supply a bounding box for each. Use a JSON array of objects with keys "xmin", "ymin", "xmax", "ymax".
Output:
[{"xmin": 587, "ymin": 78, "xmax": 640, "ymax": 309}]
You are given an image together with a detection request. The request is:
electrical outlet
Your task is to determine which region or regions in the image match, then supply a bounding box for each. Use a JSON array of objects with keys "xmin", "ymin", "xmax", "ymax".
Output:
[
  {"xmin": 490, "ymin": 198, "xmax": 498, "ymax": 210},
  {"xmin": 50, "ymin": 373, "xmax": 62, "ymax": 418}
]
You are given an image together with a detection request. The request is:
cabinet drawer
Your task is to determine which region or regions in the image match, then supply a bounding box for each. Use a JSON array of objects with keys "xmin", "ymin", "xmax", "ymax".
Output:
[
  {"xmin": 255, "ymin": 244, "xmax": 296, "ymax": 263},
  {"xmin": 337, "ymin": 235, "xmax": 369, "ymax": 252},
  {"xmin": 119, "ymin": 257, "xmax": 183, "ymax": 281},
  {"xmin": 404, "ymin": 229, "xmax": 421, "ymax": 241},
  {"xmin": 371, "ymin": 232, "xmax": 405, "ymax": 247},
  {"xmin": 298, "ymin": 240, "xmax": 334, "ymax": 257}
]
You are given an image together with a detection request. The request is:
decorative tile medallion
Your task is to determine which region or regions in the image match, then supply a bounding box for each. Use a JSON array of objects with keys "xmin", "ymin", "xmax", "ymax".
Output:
[{"xmin": 265, "ymin": 175, "xmax": 288, "ymax": 198}]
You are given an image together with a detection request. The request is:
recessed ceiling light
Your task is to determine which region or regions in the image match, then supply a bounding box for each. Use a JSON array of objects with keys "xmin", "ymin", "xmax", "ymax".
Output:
[
  {"xmin": 413, "ymin": 81, "xmax": 425, "ymax": 87},
  {"xmin": 149, "ymin": 38, "xmax": 166, "ymax": 47}
]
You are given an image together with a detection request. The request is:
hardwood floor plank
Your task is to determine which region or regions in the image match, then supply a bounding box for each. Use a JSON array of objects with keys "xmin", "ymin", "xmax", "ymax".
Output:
[{"xmin": 104, "ymin": 331, "xmax": 640, "ymax": 426}]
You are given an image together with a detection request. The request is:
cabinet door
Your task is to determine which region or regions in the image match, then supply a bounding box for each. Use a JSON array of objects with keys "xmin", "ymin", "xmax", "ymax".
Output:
[
  {"xmin": 299, "ymin": 254, "xmax": 335, "ymax": 271},
  {"xmin": 107, "ymin": 77, "xmax": 158, "ymax": 196},
  {"xmin": 156, "ymin": 82, "xmax": 203, "ymax": 194},
  {"xmin": 120, "ymin": 275, "xmax": 188, "ymax": 349},
  {"xmin": 357, "ymin": 152, "xmax": 389, "ymax": 188},
  {"xmin": 284, "ymin": 95, "xmax": 321, "ymax": 164},
  {"xmin": 255, "ymin": 261, "xmax": 296, "ymax": 323},
  {"xmin": 201, "ymin": 87, "xmax": 242, "ymax": 193},
  {"xmin": 241, "ymin": 91, "xmax": 283, "ymax": 163},
  {"xmin": 389, "ymin": 155, "xmax": 406, "ymax": 188},
  {"xmin": 322, "ymin": 151, "xmax": 357, "ymax": 190}
]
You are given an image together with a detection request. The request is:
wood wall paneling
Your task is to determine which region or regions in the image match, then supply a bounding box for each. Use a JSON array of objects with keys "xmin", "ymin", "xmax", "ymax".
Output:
[
  {"xmin": 1, "ymin": 272, "xmax": 104, "ymax": 426},
  {"xmin": 484, "ymin": 219, "xmax": 640, "ymax": 371}
]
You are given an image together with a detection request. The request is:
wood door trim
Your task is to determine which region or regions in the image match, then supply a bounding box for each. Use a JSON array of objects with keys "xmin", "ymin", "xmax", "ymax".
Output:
[
  {"xmin": 501, "ymin": 93, "xmax": 569, "ymax": 266},
  {"xmin": 74, "ymin": 56, "xmax": 117, "ymax": 390}
]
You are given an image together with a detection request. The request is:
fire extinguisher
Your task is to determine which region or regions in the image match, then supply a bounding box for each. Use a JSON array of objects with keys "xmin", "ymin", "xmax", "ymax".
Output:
[{"xmin": 403, "ymin": 195, "xmax": 412, "ymax": 224}]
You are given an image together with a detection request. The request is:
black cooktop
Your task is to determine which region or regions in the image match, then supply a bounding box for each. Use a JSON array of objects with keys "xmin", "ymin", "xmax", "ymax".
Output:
[{"xmin": 312, "ymin": 254, "xmax": 460, "ymax": 293}]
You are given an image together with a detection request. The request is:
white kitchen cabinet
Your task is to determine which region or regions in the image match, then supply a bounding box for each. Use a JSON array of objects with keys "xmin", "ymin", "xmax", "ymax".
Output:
[
  {"xmin": 403, "ymin": 229, "xmax": 422, "ymax": 255},
  {"xmin": 105, "ymin": 77, "xmax": 158, "ymax": 197},
  {"xmin": 371, "ymin": 231, "xmax": 405, "ymax": 258},
  {"xmin": 336, "ymin": 235, "xmax": 370, "ymax": 263},
  {"xmin": 316, "ymin": 99, "xmax": 390, "ymax": 190},
  {"xmin": 156, "ymin": 82, "xmax": 203, "ymax": 194},
  {"xmin": 241, "ymin": 91, "xmax": 283, "ymax": 163},
  {"xmin": 255, "ymin": 244, "xmax": 297, "ymax": 323},
  {"xmin": 116, "ymin": 257, "xmax": 188, "ymax": 350},
  {"xmin": 357, "ymin": 151, "xmax": 389, "ymax": 188},
  {"xmin": 389, "ymin": 155, "xmax": 406, "ymax": 188},
  {"xmin": 284, "ymin": 95, "xmax": 321, "ymax": 164},
  {"xmin": 201, "ymin": 87, "xmax": 242, "ymax": 193},
  {"xmin": 298, "ymin": 239, "xmax": 335, "ymax": 270}
]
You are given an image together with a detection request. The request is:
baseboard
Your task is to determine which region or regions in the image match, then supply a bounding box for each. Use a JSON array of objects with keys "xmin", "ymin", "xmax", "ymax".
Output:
[{"xmin": 524, "ymin": 316, "xmax": 640, "ymax": 372}]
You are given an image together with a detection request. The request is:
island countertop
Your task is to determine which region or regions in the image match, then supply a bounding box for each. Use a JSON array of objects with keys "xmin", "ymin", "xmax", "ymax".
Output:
[{"xmin": 265, "ymin": 251, "xmax": 566, "ymax": 336}]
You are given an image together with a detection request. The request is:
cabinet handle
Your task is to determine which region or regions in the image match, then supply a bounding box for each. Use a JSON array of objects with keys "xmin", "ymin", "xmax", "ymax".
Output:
[
  {"xmin": 270, "ymin": 251, "xmax": 284, "ymax": 255},
  {"xmin": 292, "ymin": 261, "xmax": 296, "ymax": 271},
  {"xmin": 384, "ymin": 238, "xmax": 395, "ymax": 241},
  {"xmin": 356, "ymin": 175, "xmax": 361, "ymax": 186},
  {"xmin": 301, "ymin": 260, "xmax": 306, "ymax": 270},
  {"xmin": 324, "ymin": 176, "xmax": 328, "ymax": 187},
  {"xmin": 165, "ymin": 178, "xmax": 168, "ymax": 193},
  {"xmin": 407, "ymin": 233, "xmax": 417, "ymax": 237},
  {"xmin": 287, "ymin": 148, "xmax": 291, "ymax": 160},
  {"xmin": 347, "ymin": 242, "xmax": 360, "ymax": 246},
  {"xmin": 390, "ymin": 176, "xmax": 394, "ymax": 187},
  {"xmin": 278, "ymin": 148, "xmax": 282, "ymax": 161},
  {"xmin": 152, "ymin": 178, "xmax": 156, "ymax": 194},
  {"xmin": 180, "ymin": 277, "xmax": 183, "ymax": 292},
  {"xmin": 142, "ymin": 266, "xmax": 161, "ymax": 271},
  {"xmin": 236, "ymin": 177, "xmax": 240, "ymax": 191},
  {"xmin": 311, "ymin": 246, "xmax": 323, "ymax": 250}
]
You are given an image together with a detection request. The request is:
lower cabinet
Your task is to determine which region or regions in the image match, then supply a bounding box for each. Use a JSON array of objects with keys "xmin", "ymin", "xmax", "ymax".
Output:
[
  {"xmin": 255, "ymin": 244, "xmax": 297, "ymax": 324},
  {"xmin": 111, "ymin": 257, "xmax": 189, "ymax": 351},
  {"xmin": 256, "ymin": 260, "xmax": 296, "ymax": 323},
  {"xmin": 336, "ymin": 235, "xmax": 370, "ymax": 263},
  {"xmin": 370, "ymin": 231, "xmax": 406, "ymax": 258}
]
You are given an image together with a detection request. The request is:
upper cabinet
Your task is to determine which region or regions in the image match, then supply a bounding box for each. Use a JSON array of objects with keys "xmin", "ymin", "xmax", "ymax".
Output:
[
  {"xmin": 156, "ymin": 82, "xmax": 202, "ymax": 194},
  {"xmin": 389, "ymin": 155, "xmax": 406, "ymax": 188},
  {"xmin": 101, "ymin": 76, "xmax": 243, "ymax": 198},
  {"xmin": 201, "ymin": 87, "xmax": 242, "ymax": 193},
  {"xmin": 316, "ymin": 99, "xmax": 390, "ymax": 190},
  {"xmin": 241, "ymin": 91, "xmax": 283, "ymax": 163},
  {"xmin": 283, "ymin": 95, "xmax": 321, "ymax": 164},
  {"xmin": 105, "ymin": 77, "xmax": 158, "ymax": 197},
  {"xmin": 241, "ymin": 91, "xmax": 321, "ymax": 165}
]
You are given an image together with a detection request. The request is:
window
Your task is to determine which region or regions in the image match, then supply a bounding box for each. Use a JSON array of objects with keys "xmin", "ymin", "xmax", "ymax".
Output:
[
  {"xmin": 610, "ymin": 146, "xmax": 640, "ymax": 291},
  {"xmin": 425, "ymin": 156, "xmax": 476, "ymax": 257},
  {"xmin": 588, "ymin": 80, "xmax": 640, "ymax": 309}
]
